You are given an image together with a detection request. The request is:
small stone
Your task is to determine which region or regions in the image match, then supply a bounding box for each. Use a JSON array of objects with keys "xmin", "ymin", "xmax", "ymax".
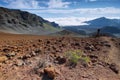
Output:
[
  {"xmin": 31, "ymin": 51, "xmax": 36, "ymax": 56},
  {"xmin": 35, "ymin": 69, "xmax": 44, "ymax": 76},
  {"xmin": 15, "ymin": 60, "xmax": 25, "ymax": 66},
  {"xmin": 43, "ymin": 61, "xmax": 53, "ymax": 68},
  {"xmin": 21, "ymin": 55, "xmax": 29, "ymax": 60},
  {"xmin": 47, "ymin": 41, "xmax": 50, "ymax": 44},
  {"xmin": 85, "ymin": 45, "xmax": 95, "ymax": 51},
  {"xmin": 65, "ymin": 78, "xmax": 72, "ymax": 80},
  {"xmin": 104, "ymin": 44, "xmax": 111, "ymax": 47},
  {"xmin": 25, "ymin": 54, "xmax": 31, "ymax": 58},
  {"xmin": 38, "ymin": 39, "xmax": 42, "ymax": 42},
  {"xmin": 89, "ymin": 55, "xmax": 98, "ymax": 59}
]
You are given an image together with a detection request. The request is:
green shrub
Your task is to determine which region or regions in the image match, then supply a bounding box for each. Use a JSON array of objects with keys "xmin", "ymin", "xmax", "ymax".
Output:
[
  {"xmin": 65, "ymin": 50, "xmax": 90, "ymax": 66},
  {"xmin": 81, "ymin": 56, "xmax": 90, "ymax": 64}
]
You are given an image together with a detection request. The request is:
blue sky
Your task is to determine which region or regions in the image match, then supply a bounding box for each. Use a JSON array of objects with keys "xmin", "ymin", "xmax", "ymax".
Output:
[{"xmin": 0, "ymin": 0, "xmax": 120, "ymax": 26}]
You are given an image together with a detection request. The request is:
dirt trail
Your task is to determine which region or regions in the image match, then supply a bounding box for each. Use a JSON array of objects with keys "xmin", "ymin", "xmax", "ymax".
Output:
[{"xmin": 102, "ymin": 37, "xmax": 120, "ymax": 74}]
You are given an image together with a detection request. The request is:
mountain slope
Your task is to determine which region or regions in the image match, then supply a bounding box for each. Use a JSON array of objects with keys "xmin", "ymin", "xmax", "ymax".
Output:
[
  {"xmin": 50, "ymin": 29, "xmax": 80, "ymax": 36},
  {"xmin": 0, "ymin": 7, "xmax": 60, "ymax": 34},
  {"xmin": 100, "ymin": 26, "xmax": 120, "ymax": 34}
]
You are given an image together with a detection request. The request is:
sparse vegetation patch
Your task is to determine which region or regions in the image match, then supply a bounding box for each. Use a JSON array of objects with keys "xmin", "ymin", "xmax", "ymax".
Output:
[{"xmin": 65, "ymin": 50, "xmax": 90, "ymax": 67}]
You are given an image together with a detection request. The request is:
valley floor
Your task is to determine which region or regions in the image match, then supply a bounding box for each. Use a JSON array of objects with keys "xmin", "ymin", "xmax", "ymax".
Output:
[{"xmin": 0, "ymin": 32, "xmax": 120, "ymax": 80}]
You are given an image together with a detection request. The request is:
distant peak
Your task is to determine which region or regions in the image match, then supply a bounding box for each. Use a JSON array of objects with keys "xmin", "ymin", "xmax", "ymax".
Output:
[
  {"xmin": 100, "ymin": 17, "xmax": 106, "ymax": 19},
  {"xmin": 97, "ymin": 17, "xmax": 108, "ymax": 20}
]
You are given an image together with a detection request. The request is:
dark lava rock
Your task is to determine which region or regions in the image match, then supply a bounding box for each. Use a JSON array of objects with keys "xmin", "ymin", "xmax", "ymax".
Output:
[
  {"xmin": 6, "ymin": 52, "xmax": 16, "ymax": 58},
  {"xmin": 46, "ymin": 41, "xmax": 50, "ymax": 44},
  {"xmin": 84, "ymin": 45, "xmax": 95, "ymax": 51},
  {"xmin": 109, "ymin": 63, "xmax": 119, "ymax": 74},
  {"xmin": 3, "ymin": 48, "xmax": 10, "ymax": 53},
  {"xmin": 56, "ymin": 56, "xmax": 66, "ymax": 64},
  {"xmin": 73, "ymin": 42, "xmax": 80, "ymax": 46},
  {"xmin": 89, "ymin": 55, "xmax": 98, "ymax": 59},
  {"xmin": 104, "ymin": 44, "xmax": 111, "ymax": 47},
  {"xmin": 119, "ymin": 43, "xmax": 120, "ymax": 46}
]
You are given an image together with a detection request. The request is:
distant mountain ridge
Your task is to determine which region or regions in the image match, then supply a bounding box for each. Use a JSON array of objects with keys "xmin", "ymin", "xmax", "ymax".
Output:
[
  {"xmin": 0, "ymin": 7, "xmax": 60, "ymax": 34},
  {"xmin": 63, "ymin": 17, "xmax": 120, "ymax": 37},
  {"xmin": 84, "ymin": 17, "xmax": 120, "ymax": 28}
]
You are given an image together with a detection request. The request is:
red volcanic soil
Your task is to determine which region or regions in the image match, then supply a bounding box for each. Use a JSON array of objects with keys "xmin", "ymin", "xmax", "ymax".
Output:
[{"xmin": 0, "ymin": 32, "xmax": 120, "ymax": 80}]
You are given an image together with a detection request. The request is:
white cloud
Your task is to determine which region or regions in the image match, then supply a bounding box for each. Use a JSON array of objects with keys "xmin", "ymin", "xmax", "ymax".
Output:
[
  {"xmin": 45, "ymin": 17, "xmax": 93, "ymax": 26},
  {"xmin": 2, "ymin": 0, "xmax": 71, "ymax": 9},
  {"xmin": 48, "ymin": 0, "xmax": 71, "ymax": 8},
  {"xmin": 24, "ymin": 7, "xmax": 120, "ymax": 26},
  {"xmin": 3, "ymin": 0, "xmax": 10, "ymax": 3},
  {"xmin": 85, "ymin": 0, "xmax": 97, "ymax": 2},
  {"xmin": 3, "ymin": 0, "xmax": 45, "ymax": 9},
  {"xmin": 45, "ymin": 16, "xmax": 120, "ymax": 26},
  {"xmin": 27, "ymin": 7, "xmax": 120, "ymax": 16},
  {"xmin": 89, "ymin": 0, "xmax": 97, "ymax": 1}
]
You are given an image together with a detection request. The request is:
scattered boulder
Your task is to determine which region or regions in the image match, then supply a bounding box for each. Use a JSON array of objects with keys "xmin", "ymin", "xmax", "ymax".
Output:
[
  {"xmin": 119, "ymin": 43, "xmax": 120, "ymax": 45},
  {"xmin": 89, "ymin": 55, "xmax": 98, "ymax": 64},
  {"xmin": 25, "ymin": 50, "xmax": 41, "ymax": 58},
  {"xmin": 15, "ymin": 60, "xmax": 25, "ymax": 66},
  {"xmin": 3, "ymin": 48, "xmax": 10, "ymax": 53},
  {"xmin": 101, "ymin": 41, "xmax": 111, "ymax": 47},
  {"xmin": 84, "ymin": 45, "xmax": 95, "ymax": 51},
  {"xmin": 44, "ymin": 66, "xmax": 60, "ymax": 79},
  {"xmin": 34, "ymin": 49, "xmax": 41, "ymax": 54},
  {"xmin": 20, "ymin": 55, "xmax": 30, "ymax": 60},
  {"xmin": 0, "ymin": 56, "xmax": 8, "ymax": 63},
  {"xmin": 109, "ymin": 63, "xmax": 119, "ymax": 74},
  {"xmin": 56, "ymin": 56, "xmax": 66, "ymax": 64},
  {"xmin": 6, "ymin": 51, "xmax": 16, "ymax": 58},
  {"xmin": 42, "ymin": 61, "xmax": 53, "ymax": 68},
  {"xmin": 104, "ymin": 43, "xmax": 111, "ymax": 47},
  {"xmin": 89, "ymin": 55, "xmax": 98, "ymax": 59},
  {"xmin": 35, "ymin": 68, "xmax": 44, "ymax": 76},
  {"xmin": 38, "ymin": 39, "xmax": 42, "ymax": 42},
  {"xmin": 25, "ymin": 54, "xmax": 31, "ymax": 58},
  {"xmin": 46, "ymin": 41, "xmax": 50, "ymax": 44},
  {"xmin": 75, "ymin": 42, "xmax": 80, "ymax": 46},
  {"xmin": 31, "ymin": 51, "xmax": 36, "ymax": 56}
]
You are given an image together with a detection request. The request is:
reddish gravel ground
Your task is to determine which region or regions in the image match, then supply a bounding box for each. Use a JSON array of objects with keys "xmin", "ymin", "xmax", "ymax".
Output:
[{"xmin": 0, "ymin": 32, "xmax": 120, "ymax": 80}]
